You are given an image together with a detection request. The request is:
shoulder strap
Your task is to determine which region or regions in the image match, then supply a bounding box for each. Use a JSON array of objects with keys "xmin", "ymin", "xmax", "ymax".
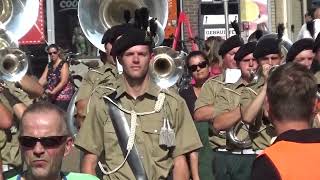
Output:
[{"xmin": 222, "ymin": 87, "xmax": 241, "ymax": 96}]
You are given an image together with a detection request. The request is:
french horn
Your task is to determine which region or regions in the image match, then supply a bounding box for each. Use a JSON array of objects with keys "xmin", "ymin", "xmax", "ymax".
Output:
[{"xmin": 77, "ymin": 0, "xmax": 168, "ymax": 51}]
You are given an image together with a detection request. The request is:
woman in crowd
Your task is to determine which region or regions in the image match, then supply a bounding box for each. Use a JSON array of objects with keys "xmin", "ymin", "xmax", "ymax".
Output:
[
  {"xmin": 203, "ymin": 36, "xmax": 224, "ymax": 77},
  {"xmin": 179, "ymin": 51, "xmax": 213, "ymax": 180},
  {"xmin": 38, "ymin": 44, "xmax": 74, "ymax": 111}
]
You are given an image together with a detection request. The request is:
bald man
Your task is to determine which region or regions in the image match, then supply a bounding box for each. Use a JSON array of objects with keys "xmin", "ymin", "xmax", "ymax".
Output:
[{"xmin": 7, "ymin": 102, "xmax": 99, "ymax": 180}]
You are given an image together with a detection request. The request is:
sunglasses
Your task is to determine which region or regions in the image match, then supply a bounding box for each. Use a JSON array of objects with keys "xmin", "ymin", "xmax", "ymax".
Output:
[
  {"xmin": 48, "ymin": 51, "xmax": 58, "ymax": 55},
  {"xmin": 19, "ymin": 136, "xmax": 68, "ymax": 148},
  {"xmin": 188, "ymin": 61, "xmax": 208, "ymax": 72}
]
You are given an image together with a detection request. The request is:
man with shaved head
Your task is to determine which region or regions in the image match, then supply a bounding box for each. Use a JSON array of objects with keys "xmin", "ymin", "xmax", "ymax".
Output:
[{"xmin": 8, "ymin": 102, "xmax": 99, "ymax": 180}]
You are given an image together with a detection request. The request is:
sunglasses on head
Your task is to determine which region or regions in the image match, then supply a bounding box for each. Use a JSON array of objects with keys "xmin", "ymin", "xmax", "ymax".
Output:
[
  {"xmin": 48, "ymin": 51, "xmax": 58, "ymax": 55},
  {"xmin": 18, "ymin": 136, "xmax": 68, "ymax": 148},
  {"xmin": 188, "ymin": 61, "xmax": 208, "ymax": 72}
]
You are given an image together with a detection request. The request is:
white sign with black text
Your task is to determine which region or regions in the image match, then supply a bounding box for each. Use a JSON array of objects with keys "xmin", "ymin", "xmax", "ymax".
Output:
[{"xmin": 204, "ymin": 28, "xmax": 236, "ymax": 40}]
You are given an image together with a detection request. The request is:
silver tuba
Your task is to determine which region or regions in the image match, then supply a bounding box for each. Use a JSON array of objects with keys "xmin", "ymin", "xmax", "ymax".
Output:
[
  {"xmin": 0, "ymin": 0, "xmax": 39, "ymax": 40},
  {"xmin": 77, "ymin": 0, "xmax": 168, "ymax": 51},
  {"xmin": 150, "ymin": 46, "xmax": 186, "ymax": 89},
  {"xmin": 0, "ymin": 0, "xmax": 39, "ymax": 82}
]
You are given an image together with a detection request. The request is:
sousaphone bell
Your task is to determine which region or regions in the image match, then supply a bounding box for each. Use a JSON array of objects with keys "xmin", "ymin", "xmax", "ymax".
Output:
[{"xmin": 77, "ymin": 0, "xmax": 168, "ymax": 52}]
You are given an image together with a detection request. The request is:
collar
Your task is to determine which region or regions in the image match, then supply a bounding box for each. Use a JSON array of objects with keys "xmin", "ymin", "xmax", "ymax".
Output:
[
  {"xmin": 17, "ymin": 172, "xmax": 67, "ymax": 180},
  {"xmin": 114, "ymin": 75, "xmax": 161, "ymax": 99},
  {"xmin": 274, "ymin": 128, "xmax": 320, "ymax": 143}
]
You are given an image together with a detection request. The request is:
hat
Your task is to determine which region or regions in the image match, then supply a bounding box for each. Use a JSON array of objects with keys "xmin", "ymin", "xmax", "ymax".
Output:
[
  {"xmin": 111, "ymin": 28, "xmax": 153, "ymax": 56},
  {"xmin": 314, "ymin": 32, "xmax": 320, "ymax": 52},
  {"xmin": 101, "ymin": 24, "xmax": 135, "ymax": 45},
  {"xmin": 253, "ymin": 38, "xmax": 281, "ymax": 59},
  {"xmin": 218, "ymin": 35, "xmax": 244, "ymax": 57},
  {"xmin": 234, "ymin": 41, "xmax": 257, "ymax": 62},
  {"xmin": 286, "ymin": 38, "xmax": 314, "ymax": 62}
]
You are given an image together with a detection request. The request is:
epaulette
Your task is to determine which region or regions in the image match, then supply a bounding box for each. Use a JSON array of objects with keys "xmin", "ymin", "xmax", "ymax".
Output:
[
  {"xmin": 88, "ymin": 69, "xmax": 104, "ymax": 75},
  {"xmin": 245, "ymin": 87, "xmax": 258, "ymax": 96},
  {"xmin": 204, "ymin": 74, "xmax": 225, "ymax": 86},
  {"xmin": 222, "ymin": 87, "xmax": 241, "ymax": 96}
]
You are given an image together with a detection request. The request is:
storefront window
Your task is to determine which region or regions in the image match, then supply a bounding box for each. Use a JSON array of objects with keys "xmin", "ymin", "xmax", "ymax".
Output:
[{"xmin": 54, "ymin": 0, "xmax": 97, "ymax": 57}]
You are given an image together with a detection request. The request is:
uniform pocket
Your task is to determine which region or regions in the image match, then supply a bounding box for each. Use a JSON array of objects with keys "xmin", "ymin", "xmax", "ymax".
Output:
[
  {"xmin": 103, "ymin": 121, "xmax": 122, "ymax": 164},
  {"xmin": 140, "ymin": 120, "xmax": 172, "ymax": 160}
]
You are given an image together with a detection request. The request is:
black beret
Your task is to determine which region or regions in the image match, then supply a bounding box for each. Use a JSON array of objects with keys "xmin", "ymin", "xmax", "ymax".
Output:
[
  {"xmin": 101, "ymin": 28, "xmax": 113, "ymax": 45},
  {"xmin": 286, "ymin": 38, "xmax": 314, "ymax": 62},
  {"xmin": 253, "ymin": 38, "xmax": 281, "ymax": 59},
  {"xmin": 218, "ymin": 35, "xmax": 244, "ymax": 56},
  {"xmin": 314, "ymin": 33, "xmax": 320, "ymax": 52},
  {"xmin": 111, "ymin": 28, "xmax": 153, "ymax": 56},
  {"xmin": 234, "ymin": 41, "xmax": 257, "ymax": 62},
  {"xmin": 101, "ymin": 24, "xmax": 135, "ymax": 45}
]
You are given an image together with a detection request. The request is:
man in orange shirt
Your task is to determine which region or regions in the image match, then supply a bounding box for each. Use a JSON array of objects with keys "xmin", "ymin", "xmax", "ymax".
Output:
[{"xmin": 251, "ymin": 62, "xmax": 320, "ymax": 180}]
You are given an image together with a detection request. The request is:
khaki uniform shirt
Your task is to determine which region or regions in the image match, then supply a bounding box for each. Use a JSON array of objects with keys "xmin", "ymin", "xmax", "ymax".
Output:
[
  {"xmin": 75, "ymin": 76, "xmax": 202, "ymax": 180},
  {"xmin": 214, "ymin": 78, "xmax": 251, "ymax": 149},
  {"xmin": 314, "ymin": 71, "xmax": 320, "ymax": 84},
  {"xmin": 0, "ymin": 97, "xmax": 10, "ymax": 151},
  {"xmin": 240, "ymin": 77, "xmax": 275, "ymax": 150},
  {"xmin": 0, "ymin": 83, "xmax": 31, "ymax": 167},
  {"xmin": 76, "ymin": 63, "xmax": 118, "ymax": 103},
  {"xmin": 194, "ymin": 74, "xmax": 226, "ymax": 148}
]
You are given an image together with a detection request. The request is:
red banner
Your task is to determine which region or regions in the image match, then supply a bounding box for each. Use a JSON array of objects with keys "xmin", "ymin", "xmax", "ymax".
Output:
[
  {"xmin": 165, "ymin": 0, "xmax": 178, "ymax": 39},
  {"xmin": 19, "ymin": 0, "xmax": 46, "ymax": 45}
]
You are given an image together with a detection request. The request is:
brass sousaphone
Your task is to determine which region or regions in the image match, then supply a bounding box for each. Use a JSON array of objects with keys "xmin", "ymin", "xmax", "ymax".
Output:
[
  {"xmin": 0, "ymin": 0, "xmax": 39, "ymax": 82},
  {"xmin": 77, "ymin": 0, "xmax": 168, "ymax": 52},
  {"xmin": 68, "ymin": 0, "xmax": 170, "ymax": 137}
]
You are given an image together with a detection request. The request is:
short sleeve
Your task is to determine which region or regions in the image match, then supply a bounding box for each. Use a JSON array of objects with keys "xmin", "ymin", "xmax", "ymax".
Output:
[
  {"xmin": 195, "ymin": 81, "xmax": 216, "ymax": 110},
  {"xmin": 172, "ymin": 98, "xmax": 203, "ymax": 157},
  {"xmin": 75, "ymin": 94, "xmax": 106, "ymax": 155},
  {"xmin": 213, "ymin": 91, "xmax": 231, "ymax": 117},
  {"xmin": 76, "ymin": 72, "xmax": 96, "ymax": 102}
]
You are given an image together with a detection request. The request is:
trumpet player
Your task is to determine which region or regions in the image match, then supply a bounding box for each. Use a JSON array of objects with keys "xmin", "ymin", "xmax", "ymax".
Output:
[
  {"xmin": 240, "ymin": 36, "xmax": 284, "ymax": 153},
  {"xmin": 194, "ymin": 23, "xmax": 244, "ymax": 179},
  {"xmin": 208, "ymin": 42, "xmax": 258, "ymax": 180}
]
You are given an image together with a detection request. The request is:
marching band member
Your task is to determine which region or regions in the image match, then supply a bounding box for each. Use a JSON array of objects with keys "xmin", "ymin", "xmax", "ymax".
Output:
[
  {"xmin": 286, "ymin": 38, "xmax": 315, "ymax": 69},
  {"xmin": 74, "ymin": 24, "xmax": 128, "ymax": 129},
  {"xmin": 240, "ymin": 26, "xmax": 285, "ymax": 152},
  {"xmin": 194, "ymin": 24, "xmax": 243, "ymax": 179},
  {"xmin": 211, "ymin": 42, "xmax": 259, "ymax": 179},
  {"xmin": 75, "ymin": 27, "xmax": 202, "ymax": 180}
]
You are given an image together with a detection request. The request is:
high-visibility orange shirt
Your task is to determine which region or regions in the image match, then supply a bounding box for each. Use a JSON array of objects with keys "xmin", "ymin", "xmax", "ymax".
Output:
[
  {"xmin": 262, "ymin": 140, "xmax": 320, "ymax": 180},
  {"xmin": 251, "ymin": 128, "xmax": 320, "ymax": 180}
]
